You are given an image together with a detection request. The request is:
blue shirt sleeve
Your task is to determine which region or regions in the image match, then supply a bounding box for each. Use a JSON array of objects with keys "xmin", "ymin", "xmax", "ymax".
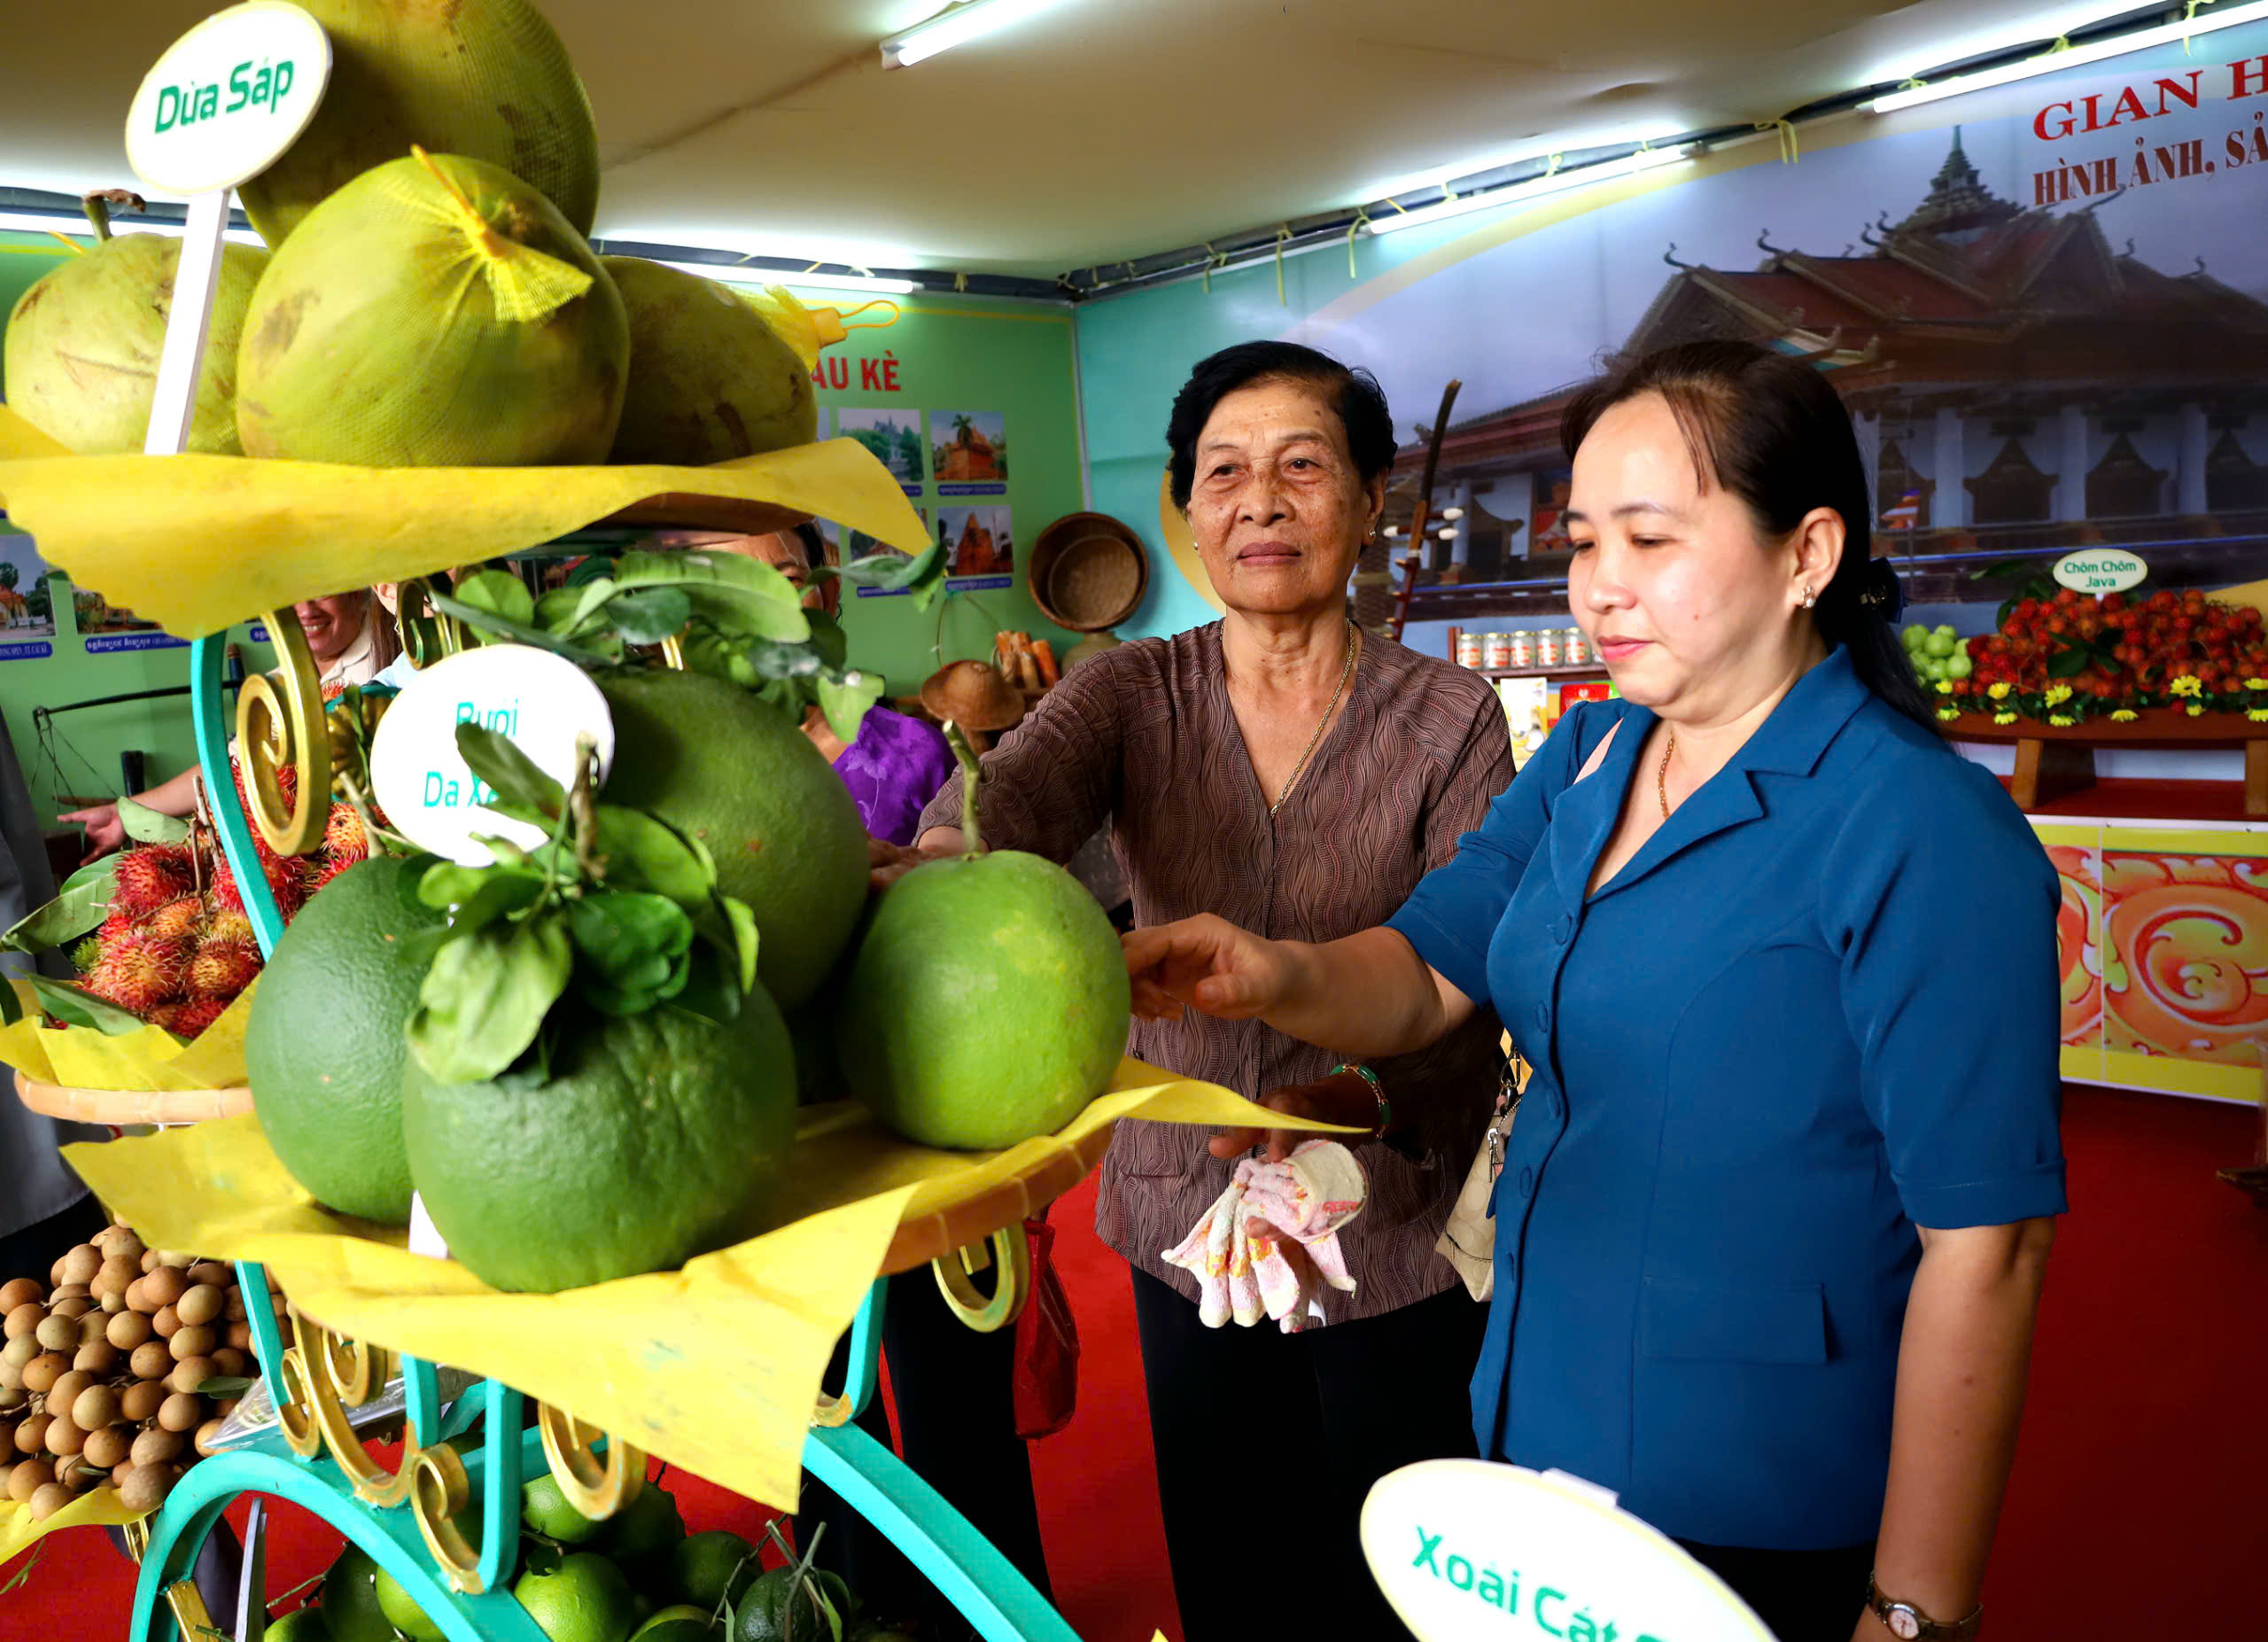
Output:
[
  {"xmin": 1386, "ymin": 700, "xmax": 1608, "ymax": 1010},
  {"xmin": 1823, "ymin": 745, "xmax": 2069, "ymax": 1230}
]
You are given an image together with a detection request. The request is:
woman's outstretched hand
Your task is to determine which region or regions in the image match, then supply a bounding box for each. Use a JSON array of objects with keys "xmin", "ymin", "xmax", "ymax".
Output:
[
  {"xmin": 1122, "ymin": 914, "xmax": 1298, "ymax": 1023},
  {"xmin": 1208, "ymin": 1071, "xmax": 1375, "ymax": 1163}
]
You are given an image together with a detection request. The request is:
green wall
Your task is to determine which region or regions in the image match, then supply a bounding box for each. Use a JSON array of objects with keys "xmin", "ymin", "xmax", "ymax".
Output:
[{"xmin": 0, "ymin": 231, "xmax": 1091, "ymax": 832}]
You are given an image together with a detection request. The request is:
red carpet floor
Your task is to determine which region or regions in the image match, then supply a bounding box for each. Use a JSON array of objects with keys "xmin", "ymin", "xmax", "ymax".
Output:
[{"xmin": 6, "ymin": 1084, "xmax": 2260, "ymax": 1641}]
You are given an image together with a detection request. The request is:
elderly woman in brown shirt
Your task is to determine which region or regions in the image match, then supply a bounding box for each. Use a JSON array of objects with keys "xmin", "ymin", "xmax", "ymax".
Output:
[{"xmin": 878, "ymin": 340, "xmax": 1512, "ymax": 1640}]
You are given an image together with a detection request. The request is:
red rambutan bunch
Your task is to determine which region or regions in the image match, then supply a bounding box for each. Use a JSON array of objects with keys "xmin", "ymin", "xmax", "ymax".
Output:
[
  {"xmin": 189, "ymin": 931, "xmax": 262, "ymax": 1000},
  {"xmin": 110, "ymin": 844, "xmax": 196, "ymax": 921}
]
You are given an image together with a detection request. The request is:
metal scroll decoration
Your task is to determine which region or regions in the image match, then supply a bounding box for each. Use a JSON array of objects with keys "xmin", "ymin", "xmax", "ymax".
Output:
[{"xmin": 233, "ymin": 605, "xmax": 330, "ymax": 855}]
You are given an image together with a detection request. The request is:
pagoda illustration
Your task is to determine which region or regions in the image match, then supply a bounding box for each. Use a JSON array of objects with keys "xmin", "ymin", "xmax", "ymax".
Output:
[{"xmin": 1394, "ymin": 128, "xmax": 2268, "ymax": 592}]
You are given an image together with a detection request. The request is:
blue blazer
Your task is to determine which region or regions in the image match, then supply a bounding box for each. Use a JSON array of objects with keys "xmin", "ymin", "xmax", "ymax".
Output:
[{"xmin": 1387, "ymin": 649, "xmax": 2067, "ymax": 1549}]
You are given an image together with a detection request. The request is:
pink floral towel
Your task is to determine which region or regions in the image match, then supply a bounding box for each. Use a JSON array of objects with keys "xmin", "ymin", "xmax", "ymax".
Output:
[{"xmin": 1160, "ymin": 1140, "xmax": 1368, "ymax": 1334}]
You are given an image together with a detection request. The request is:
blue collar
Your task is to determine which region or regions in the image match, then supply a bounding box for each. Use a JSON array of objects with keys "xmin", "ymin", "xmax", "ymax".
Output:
[{"xmin": 1548, "ymin": 648, "xmax": 1872, "ymax": 909}]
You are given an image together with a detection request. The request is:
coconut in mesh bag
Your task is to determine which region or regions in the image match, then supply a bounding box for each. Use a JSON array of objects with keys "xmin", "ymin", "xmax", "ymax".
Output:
[
  {"xmin": 236, "ymin": 148, "xmax": 628, "ymax": 468},
  {"xmin": 603, "ymin": 257, "xmax": 817, "ymax": 465}
]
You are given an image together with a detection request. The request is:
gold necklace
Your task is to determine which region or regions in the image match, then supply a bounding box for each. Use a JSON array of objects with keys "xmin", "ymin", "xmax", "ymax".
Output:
[
  {"xmin": 1269, "ymin": 622, "xmax": 1359, "ymax": 818},
  {"xmin": 1657, "ymin": 726, "xmax": 1677, "ymax": 819}
]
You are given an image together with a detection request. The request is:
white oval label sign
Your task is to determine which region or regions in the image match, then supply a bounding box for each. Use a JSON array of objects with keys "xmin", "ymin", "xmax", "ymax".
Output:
[
  {"xmin": 368, "ymin": 645, "xmax": 615, "ymax": 867},
  {"xmin": 1361, "ymin": 1461, "xmax": 1774, "ymax": 1642},
  {"xmin": 125, "ymin": 1, "xmax": 331, "ymax": 197},
  {"xmin": 2053, "ymin": 547, "xmax": 2148, "ymax": 595}
]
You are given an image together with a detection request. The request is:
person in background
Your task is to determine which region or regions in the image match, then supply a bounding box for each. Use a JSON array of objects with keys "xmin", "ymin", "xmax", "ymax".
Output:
[
  {"xmin": 1124, "ymin": 339, "xmax": 2062, "ymax": 1642},
  {"xmin": 871, "ymin": 341, "xmax": 1513, "ymax": 1642},
  {"xmin": 58, "ymin": 588, "xmax": 397, "ymax": 858}
]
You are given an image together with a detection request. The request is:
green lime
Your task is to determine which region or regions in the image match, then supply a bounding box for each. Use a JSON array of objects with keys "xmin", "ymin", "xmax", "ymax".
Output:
[
  {"xmin": 318, "ymin": 1545, "xmax": 397, "ymax": 1642},
  {"xmin": 524, "ymin": 1473, "xmax": 605, "ymax": 1545},
  {"xmin": 599, "ymin": 1482, "xmax": 685, "ymax": 1572},
  {"xmin": 265, "ymin": 1609, "xmax": 333, "ymax": 1642},
  {"xmin": 374, "ymin": 1564, "xmax": 447, "ymax": 1642},
  {"xmin": 840, "ymin": 851, "xmax": 1130, "ymax": 1148},
  {"xmin": 668, "ymin": 1530, "xmax": 758, "ymax": 1613},
  {"xmin": 595, "ymin": 668, "xmax": 868, "ymax": 1009},
  {"xmin": 400, "ymin": 997, "xmax": 796, "ymax": 1292},
  {"xmin": 246, "ymin": 854, "xmax": 443, "ymax": 1224},
  {"xmin": 631, "ymin": 1607, "xmax": 717, "ymax": 1641},
  {"xmin": 731, "ymin": 1567, "xmax": 853, "ymax": 1642},
  {"xmin": 513, "ymin": 1551, "xmax": 646, "ymax": 1642}
]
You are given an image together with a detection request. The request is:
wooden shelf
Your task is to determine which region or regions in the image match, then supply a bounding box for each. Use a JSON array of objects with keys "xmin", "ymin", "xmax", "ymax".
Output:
[
  {"xmin": 1940, "ymin": 708, "xmax": 2268, "ymax": 816},
  {"xmin": 1472, "ymin": 664, "xmax": 1611, "ymax": 682}
]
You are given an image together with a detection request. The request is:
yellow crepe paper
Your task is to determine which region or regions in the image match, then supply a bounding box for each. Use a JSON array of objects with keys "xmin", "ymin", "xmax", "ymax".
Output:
[
  {"xmin": 62, "ymin": 1058, "xmax": 1347, "ymax": 1514},
  {"xmin": 0, "ymin": 405, "xmax": 928, "ymax": 639},
  {"xmin": 0, "ymin": 1480, "xmax": 146, "ymax": 1571},
  {"xmin": 0, "ymin": 980, "xmax": 256, "ymax": 1091}
]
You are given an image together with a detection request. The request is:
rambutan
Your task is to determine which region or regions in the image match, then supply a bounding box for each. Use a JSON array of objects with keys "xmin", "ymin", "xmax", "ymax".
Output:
[
  {"xmin": 110, "ymin": 844, "xmax": 195, "ymax": 920},
  {"xmin": 206, "ymin": 910, "xmax": 255, "ymax": 948},
  {"xmin": 163, "ymin": 996, "xmax": 231, "ymax": 1040},
  {"xmin": 70, "ymin": 936, "xmax": 100, "ymax": 974},
  {"xmin": 189, "ymin": 934, "xmax": 262, "ymax": 1000},
  {"xmin": 84, "ymin": 939, "xmax": 184, "ymax": 1016},
  {"xmin": 140, "ymin": 894, "xmax": 210, "ymax": 942},
  {"xmin": 322, "ymin": 800, "xmax": 368, "ymax": 861}
]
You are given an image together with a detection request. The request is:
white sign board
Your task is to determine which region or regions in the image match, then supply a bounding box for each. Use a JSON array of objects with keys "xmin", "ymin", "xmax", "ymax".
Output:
[
  {"xmin": 2053, "ymin": 547, "xmax": 2148, "ymax": 595},
  {"xmin": 125, "ymin": 1, "xmax": 330, "ymax": 196},
  {"xmin": 1362, "ymin": 1460, "xmax": 1777, "ymax": 1641},
  {"xmin": 369, "ymin": 645, "xmax": 616, "ymax": 867}
]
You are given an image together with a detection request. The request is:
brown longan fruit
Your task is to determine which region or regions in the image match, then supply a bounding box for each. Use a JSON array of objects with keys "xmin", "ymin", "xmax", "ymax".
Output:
[
  {"xmin": 50, "ymin": 1284, "xmax": 89, "ymax": 1302},
  {"xmin": 187, "ymin": 1262, "xmax": 230, "ymax": 1288},
  {"xmin": 158, "ymin": 1393, "xmax": 204, "ymax": 1434},
  {"xmin": 27, "ymin": 1481, "xmax": 70, "ymax": 1520},
  {"xmin": 98, "ymin": 1289, "xmax": 127, "ymax": 1316},
  {"xmin": 224, "ymin": 1323, "xmax": 252, "ymax": 1353},
  {"xmin": 208, "ymin": 1348, "xmax": 248, "ymax": 1380},
  {"xmin": 0, "ymin": 1360, "xmax": 19, "ymax": 1397},
  {"xmin": 176, "ymin": 1285, "xmax": 225, "ymax": 1328},
  {"xmin": 140, "ymin": 1248, "xmax": 162, "ymax": 1274},
  {"xmin": 4, "ymin": 1303, "xmax": 43, "ymax": 1342},
  {"xmin": 168, "ymin": 1325, "xmax": 215, "ymax": 1363},
  {"xmin": 130, "ymin": 1342, "xmax": 174, "ymax": 1381},
  {"xmin": 14, "ymin": 1412, "xmax": 50, "ymax": 1454},
  {"xmin": 124, "ymin": 1277, "xmax": 150, "ymax": 1314},
  {"xmin": 151, "ymin": 1304, "xmax": 182, "ymax": 1340},
  {"xmin": 212, "ymin": 1398, "xmax": 239, "ymax": 1420},
  {"xmin": 82, "ymin": 1424, "xmax": 132, "ymax": 1468},
  {"xmin": 74, "ymin": 1340, "xmax": 120, "ymax": 1378},
  {"xmin": 43, "ymin": 1412, "xmax": 84, "ymax": 1457},
  {"xmin": 20, "ymin": 1352, "xmax": 67, "ymax": 1395},
  {"xmin": 0, "ymin": 1279, "xmax": 40, "ymax": 1312},
  {"xmin": 50, "ymin": 1296, "xmax": 95, "ymax": 1323},
  {"xmin": 224, "ymin": 1290, "xmax": 247, "ymax": 1323},
  {"xmin": 72, "ymin": 1384, "xmax": 121, "ymax": 1431},
  {"xmin": 129, "ymin": 1426, "xmax": 183, "ymax": 1467},
  {"xmin": 194, "ymin": 1419, "xmax": 229, "ymax": 1458},
  {"xmin": 34, "ymin": 1313, "xmax": 76, "ymax": 1351},
  {"xmin": 57, "ymin": 1246, "xmax": 101, "ymax": 1288},
  {"xmin": 144, "ymin": 1267, "xmax": 188, "ymax": 1310},
  {"xmin": 47, "ymin": 1370, "xmax": 94, "ymax": 1412},
  {"xmin": 120, "ymin": 1381, "xmax": 166, "ymax": 1423},
  {"xmin": 93, "ymin": 1224, "xmax": 141, "ymax": 1257},
  {"xmin": 57, "ymin": 1453, "xmax": 104, "ymax": 1491},
  {"xmin": 7, "ymin": 1457, "xmax": 50, "ymax": 1501},
  {"xmin": 2, "ymin": 1335, "xmax": 36, "ymax": 1370},
  {"xmin": 94, "ymin": 1256, "xmax": 139, "ymax": 1296},
  {"xmin": 152, "ymin": 1250, "xmax": 193, "ymax": 1272},
  {"xmin": 77, "ymin": 1310, "xmax": 107, "ymax": 1342},
  {"xmin": 0, "ymin": 1384, "xmax": 25, "ymax": 1412},
  {"xmin": 167, "ymin": 1357, "xmax": 215, "ymax": 1397},
  {"xmin": 108, "ymin": 1311, "xmax": 153, "ymax": 1351},
  {"xmin": 119, "ymin": 1463, "xmax": 173, "ymax": 1514}
]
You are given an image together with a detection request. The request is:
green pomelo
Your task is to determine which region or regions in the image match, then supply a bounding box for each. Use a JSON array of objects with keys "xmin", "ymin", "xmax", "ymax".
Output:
[
  {"xmin": 237, "ymin": 151, "xmax": 626, "ymax": 467},
  {"xmin": 733, "ymin": 1568, "xmax": 854, "ymax": 1642},
  {"xmin": 3, "ymin": 233, "xmax": 267, "ymax": 455},
  {"xmin": 374, "ymin": 1564, "xmax": 446, "ymax": 1641},
  {"xmin": 246, "ymin": 855, "xmax": 442, "ymax": 1224},
  {"xmin": 524, "ymin": 1472, "xmax": 604, "ymax": 1544},
  {"xmin": 838, "ymin": 852, "xmax": 1130, "ymax": 1150},
  {"xmin": 318, "ymin": 1545, "xmax": 395, "ymax": 1642},
  {"xmin": 515, "ymin": 1552, "xmax": 645, "ymax": 1642},
  {"xmin": 266, "ymin": 1607, "xmax": 334, "ymax": 1641},
  {"xmin": 669, "ymin": 1529, "xmax": 758, "ymax": 1612},
  {"xmin": 595, "ymin": 669, "xmax": 866, "ymax": 1009},
  {"xmin": 603, "ymin": 258, "xmax": 817, "ymax": 465},
  {"xmin": 239, "ymin": 0, "xmax": 599, "ymax": 249},
  {"xmin": 598, "ymin": 1480, "xmax": 685, "ymax": 1570},
  {"xmin": 631, "ymin": 1607, "xmax": 714, "ymax": 1642},
  {"xmin": 401, "ymin": 997, "xmax": 796, "ymax": 1292}
]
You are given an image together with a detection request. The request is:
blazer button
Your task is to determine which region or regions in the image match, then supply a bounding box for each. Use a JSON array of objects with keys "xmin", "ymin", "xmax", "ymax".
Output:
[{"xmin": 1553, "ymin": 914, "xmax": 1574, "ymax": 944}]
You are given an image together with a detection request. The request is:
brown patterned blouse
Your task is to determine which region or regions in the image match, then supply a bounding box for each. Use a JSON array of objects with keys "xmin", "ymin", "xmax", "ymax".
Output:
[{"xmin": 917, "ymin": 622, "xmax": 1516, "ymax": 1323}]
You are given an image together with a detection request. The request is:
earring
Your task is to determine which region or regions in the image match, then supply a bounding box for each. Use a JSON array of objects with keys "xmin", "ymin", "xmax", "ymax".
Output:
[{"xmin": 1800, "ymin": 586, "xmax": 1817, "ymax": 609}]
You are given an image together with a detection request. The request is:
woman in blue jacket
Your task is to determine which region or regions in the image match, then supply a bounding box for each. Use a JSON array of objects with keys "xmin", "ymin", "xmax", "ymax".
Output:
[{"xmin": 1125, "ymin": 340, "xmax": 2063, "ymax": 1642}]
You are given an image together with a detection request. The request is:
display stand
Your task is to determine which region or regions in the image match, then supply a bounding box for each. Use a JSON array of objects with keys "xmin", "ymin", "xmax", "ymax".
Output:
[
  {"xmin": 1938, "ymin": 706, "xmax": 2268, "ymax": 816},
  {"xmin": 113, "ymin": 633, "xmax": 1091, "ymax": 1641}
]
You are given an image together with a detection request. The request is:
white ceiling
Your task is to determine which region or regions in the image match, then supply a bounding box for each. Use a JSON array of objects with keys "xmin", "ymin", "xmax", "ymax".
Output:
[{"xmin": 0, "ymin": 1, "xmax": 2141, "ymax": 280}]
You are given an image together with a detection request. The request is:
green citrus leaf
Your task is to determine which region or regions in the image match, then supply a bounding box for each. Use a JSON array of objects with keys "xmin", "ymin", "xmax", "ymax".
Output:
[
  {"xmin": 599, "ymin": 586, "xmax": 694, "ymax": 646},
  {"xmin": 454, "ymin": 723, "xmax": 567, "ymax": 818},
  {"xmin": 2047, "ymin": 642, "xmax": 2092, "ymax": 679},
  {"xmin": 2, "ymin": 855, "xmax": 117, "ymax": 954},
  {"xmin": 29, "ymin": 976, "xmax": 151, "ymax": 1036},
  {"xmin": 195, "ymin": 1375, "xmax": 257, "ymax": 1397},
  {"xmin": 116, "ymin": 796, "xmax": 190, "ymax": 845},
  {"xmin": 425, "ymin": 590, "xmax": 621, "ymax": 667},
  {"xmin": 610, "ymin": 549, "xmax": 810, "ymax": 643},
  {"xmin": 537, "ymin": 578, "xmax": 618, "ymax": 639},
  {"xmin": 587, "ymin": 807, "xmax": 716, "ymax": 905},
  {"xmin": 566, "ymin": 891, "xmax": 694, "ymax": 1014},
  {"xmin": 815, "ymin": 669, "xmax": 883, "ymax": 747},
  {"xmin": 441, "ymin": 868, "xmax": 549, "ymax": 937},
  {"xmin": 407, "ymin": 914, "xmax": 573, "ymax": 1083},
  {"xmin": 452, "ymin": 568, "xmax": 537, "ymax": 627},
  {"xmin": 801, "ymin": 610, "xmax": 850, "ymax": 671},
  {"xmin": 718, "ymin": 894, "xmax": 759, "ymax": 993},
  {"xmin": 837, "ymin": 541, "xmax": 943, "ymax": 593}
]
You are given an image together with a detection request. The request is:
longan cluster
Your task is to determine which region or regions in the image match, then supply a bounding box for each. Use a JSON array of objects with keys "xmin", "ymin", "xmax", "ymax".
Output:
[{"xmin": 0, "ymin": 1226, "xmax": 271, "ymax": 1521}]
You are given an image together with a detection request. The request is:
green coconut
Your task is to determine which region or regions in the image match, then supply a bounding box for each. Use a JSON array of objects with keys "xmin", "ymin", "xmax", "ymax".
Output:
[
  {"xmin": 2, "ymin": 195, "xmax": 268, "ymax": 455},
  {"xmin": 602, "ymin": 258, "xmax": 818, "ymax": 465},
  {"xmin": 238, "ymin": 0, "xmax": 599, "ymax": 249},
  {"xmin": 236, "ymin": 149, "xmax": 628, "ymax": 467}
]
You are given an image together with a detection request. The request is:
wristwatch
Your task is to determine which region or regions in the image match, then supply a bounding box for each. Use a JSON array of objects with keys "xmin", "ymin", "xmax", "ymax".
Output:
[{"xmin": 1866, "ymin": 1576, "xmax": 1983, "ymax": 1640}]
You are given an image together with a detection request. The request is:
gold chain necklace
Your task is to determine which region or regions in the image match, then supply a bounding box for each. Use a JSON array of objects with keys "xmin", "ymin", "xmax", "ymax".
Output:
[
  {"xmin": 1657, "ymin": 726, "xmax": 1677, "ymax": 819},
  {"xmin": 1269, "ymin": 621, "xmax": 1359, "ymax": 818}
]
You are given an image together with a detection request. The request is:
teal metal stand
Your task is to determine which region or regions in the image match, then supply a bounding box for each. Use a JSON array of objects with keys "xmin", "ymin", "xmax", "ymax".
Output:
[{"xmin": 120, "ymin": 633, "xmax": 1087, "ymax": 1641}]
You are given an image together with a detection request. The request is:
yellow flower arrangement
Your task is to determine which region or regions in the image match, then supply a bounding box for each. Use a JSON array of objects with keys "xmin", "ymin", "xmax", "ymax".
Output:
[
  {"xmin": 2171, "ymin": 675, "xmax": 2204, "ymax": 698},
  {"xmin": 2048, "ymin": 713, "xmax": 2076, "ymax": 728},
  {"xmin": 2111, "ymin": 710, "xmax": 2139, "ymax": 722},
  {"xmin": 2044, "ymin": 685, "xmax": 2075, "ymax": 707},
  {"xmin": 1987, "ymin": 681, "xmax": 2012, "ymax": 702},
  {"xmin": 1992, "ymin": 712, "xmax": 2019, "ymax": 726}
]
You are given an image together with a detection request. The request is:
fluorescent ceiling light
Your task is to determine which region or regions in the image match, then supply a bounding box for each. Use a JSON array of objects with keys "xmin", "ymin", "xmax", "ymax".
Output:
[
  {"xmin": 1870, "ymin": 0, "xmax": 2268, "ymax": 112},
  {"xmin": 645, "ymin": 258, "xmax": 917, "ymax": 295},
  {"xmin": 1861, "ymin": 2, "xmax": 2175, "ymax": 87},
  {"xmin": 882, "ymin": 0, "xmax": 1062, "ymax": 69},
  {"xmin": 1360, "ymin": 128, "xmax": 1682, "ymax": 204},
  {"xmin": 1367, "ymin": 146, "xmax": 1693, "ymax": 237},
  {"xmin": 0, "ymin": 209, "xmax": 263, "ymax": 245}
]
